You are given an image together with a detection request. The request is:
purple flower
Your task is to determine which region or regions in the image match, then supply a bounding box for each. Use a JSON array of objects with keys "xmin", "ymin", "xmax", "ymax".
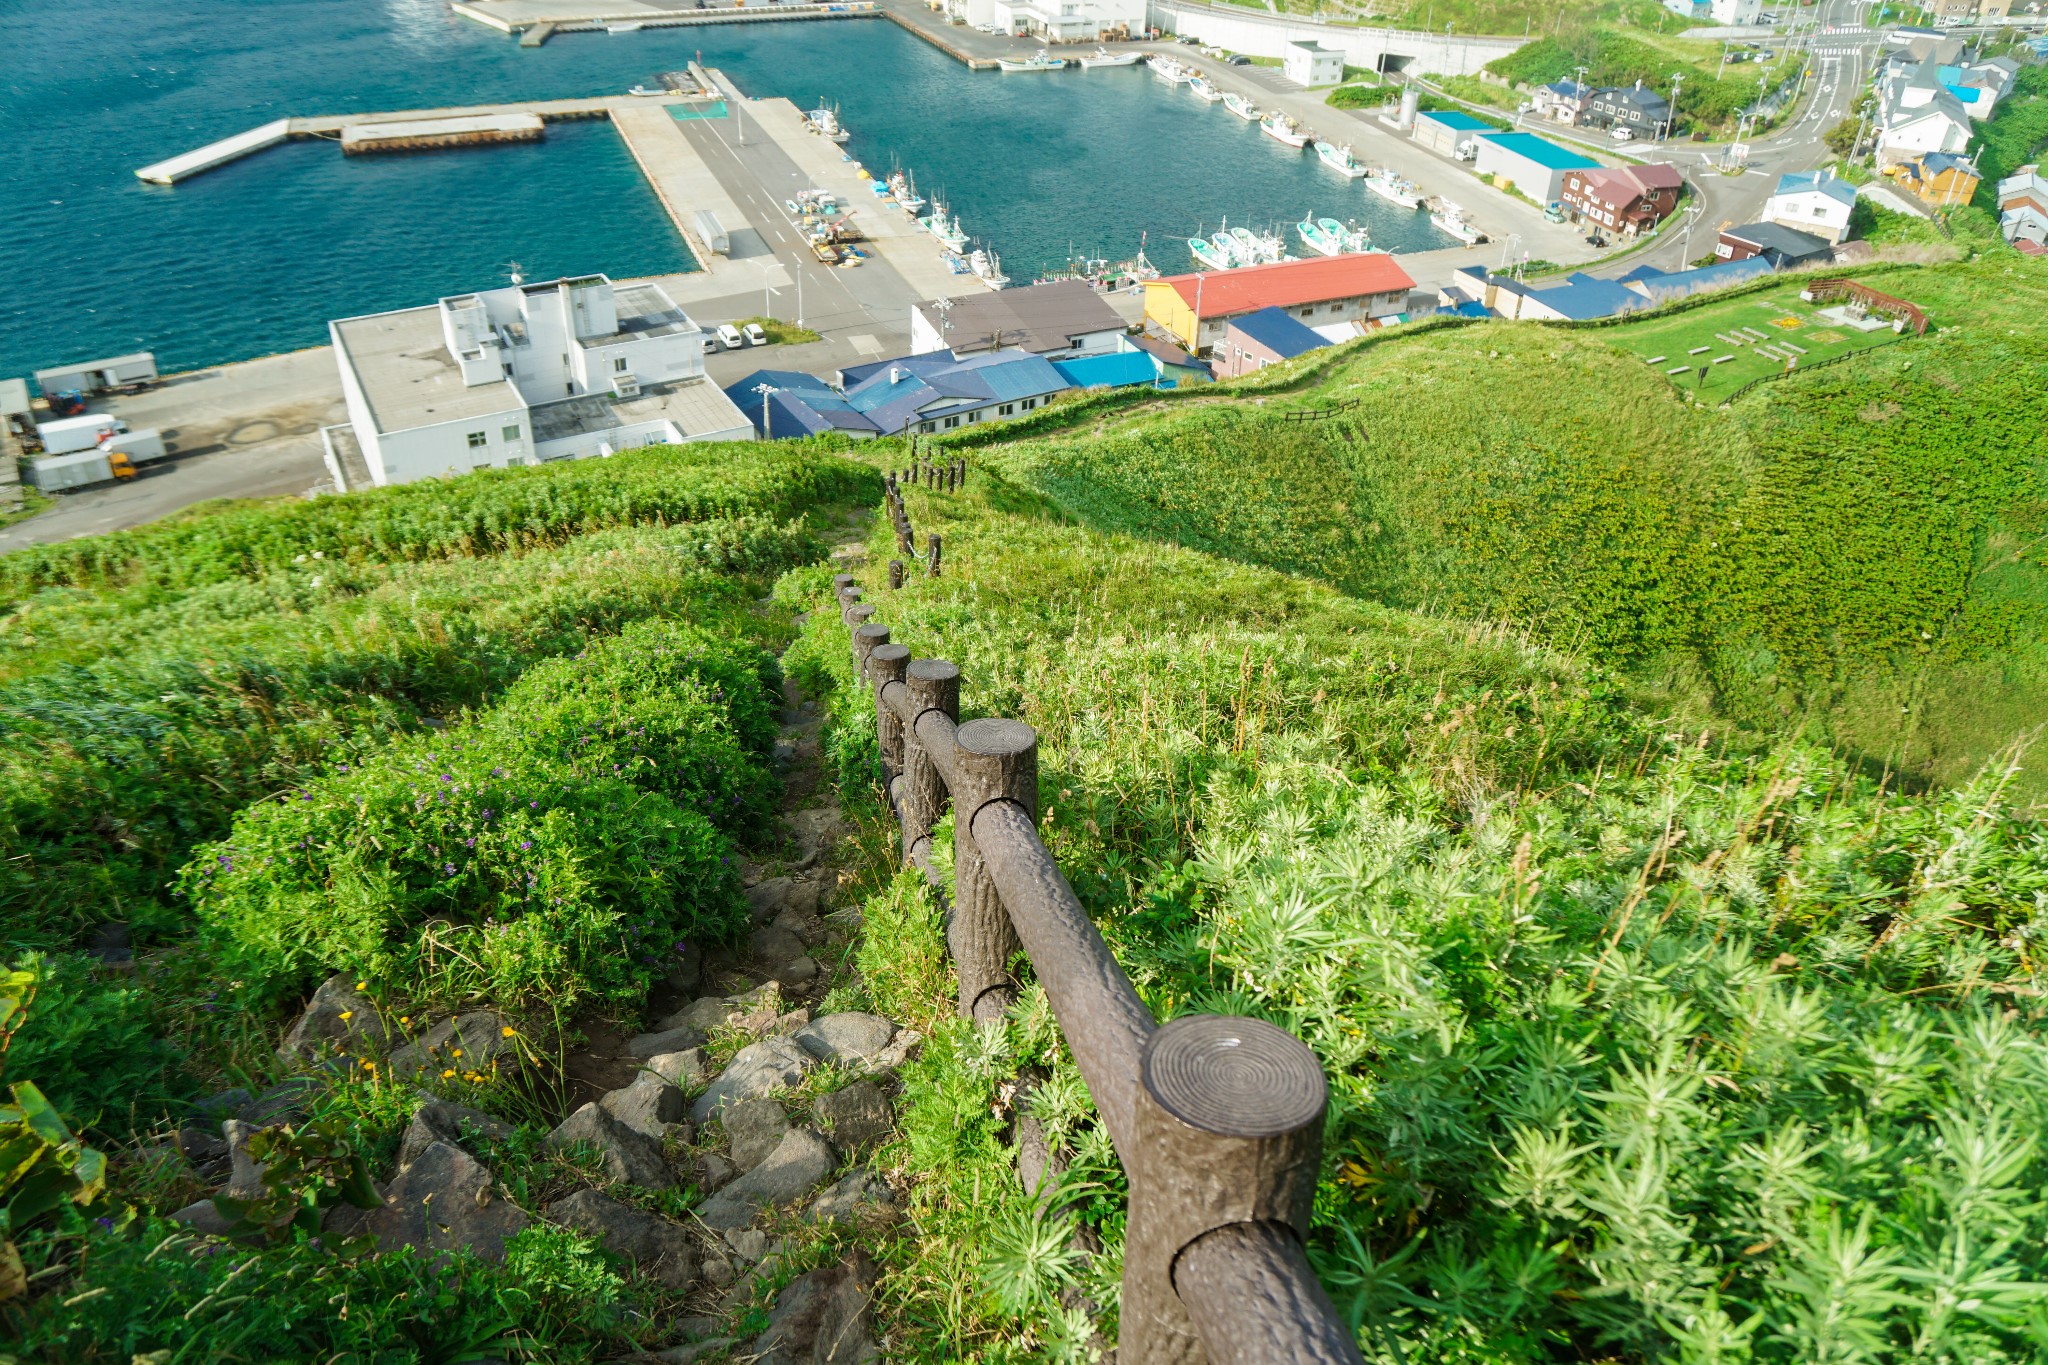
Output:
[
  {"xmin": 521, "ymin": 840, "xmax": 533, "ymax": 850},
  {"xmin": 444, "ymin": 862, "xmax": 456, "ymax": 874}
]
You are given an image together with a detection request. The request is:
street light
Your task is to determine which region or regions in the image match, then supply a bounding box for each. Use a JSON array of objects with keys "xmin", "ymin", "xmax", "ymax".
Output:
[
  {"xmin": 752, "ymin": 383, "xmax": 778, "ymax": 440},
  {"xmin": 1667, "ymin": 72, "xmax": 1684, "ymax": 140}
]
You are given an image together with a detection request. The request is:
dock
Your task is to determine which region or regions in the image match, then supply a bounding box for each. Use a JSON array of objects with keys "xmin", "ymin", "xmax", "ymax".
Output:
[
  {"xmin": 519, "ymin": 21, "xmax": 555, "ymax": 45},
  {"xmin": 340, "ymin": 113, "xmax": 544, "ymax": 155},
  {"xmin": 451, "ymin": 0, "xmax": 876, "ymax": 34},
  {"xmin": 608, "ymin": 103, "xmax": 754, "ymax": 268},
  {"xmin": 134, "ymin": 94, "xmax": 697, "ymax": 186}
]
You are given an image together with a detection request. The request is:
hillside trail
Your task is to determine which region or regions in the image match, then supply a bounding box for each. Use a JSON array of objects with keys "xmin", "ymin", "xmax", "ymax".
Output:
[{"xmin": 166, "ymin": 527, "xmax": 908, "ymax": 1364}]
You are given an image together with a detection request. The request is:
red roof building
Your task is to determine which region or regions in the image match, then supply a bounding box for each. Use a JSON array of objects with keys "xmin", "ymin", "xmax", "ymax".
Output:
[{"xmin": 1142, "ymin": 253, "xmax": 1416, "ymax": 352}]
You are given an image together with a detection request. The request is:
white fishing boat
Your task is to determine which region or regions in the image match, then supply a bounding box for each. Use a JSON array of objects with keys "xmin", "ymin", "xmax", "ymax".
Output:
[
  {"xmin": 1188, "ymin": 76, "xmax": 1224, "ymax": 102},
  {"xmin": 1429, "ymin": 200, "xmax": 1486, "ymax": 244},
  {"xmin": 998, "ymin": 49, "xmax": 1067, "ymax": 72},
  {"xmin": 1297, "ymin": 216, "xmax": 1369, "ymax": 256},
  {"xmin": 1364, "ymin": 168, "xmax": 1424, "ymax": 209},
  {"xmin": 1207, "ymin": 230, "xmax": 1247, "ymax": 266},
  {"xmin": 1253, "ymin": 228, "xmax": 1289, "ymax": 263},
  {"xmin": 1222, "ymin": 91, "xmax": 1260, "ymax": 120},
  {"xmin": 606, "ymin": 20, "xmax": 644, "ymax": 32},
  {"xmin": 970, "ymin": 247, "xmax": 1010, "ymax": 288},
  {"xmin": 1188, "ymin": 235, "xmax": 1232, "ymax": 270},
  {"xmin": 889, "ymin": 170, "xmax": 926, "ymax": 213},
  {"xmin": 1313, "ymin": 141, "xmax": 1369, "ymax": 178},
  {"xmin": 806, "ymin": 103, "xmax": 850, "ymax": 142},
  {"xmin": 1259, "ymin": 111, "xmax": 1310, "ymax": 148},
  {"xmin": 1149, "ymin": 55, "xmax": 1191, "ymax": 84},
  {"xmin": 1079, "ymin": 47, "xmax": 1142, "ymax": 67},
  {"xmin": 1229, "ymin": 227, "xmax": 1263, "ymax": 264},
  {"xmin": 926, "ymin": 208, "xmax": 970, "ymax": 253}
]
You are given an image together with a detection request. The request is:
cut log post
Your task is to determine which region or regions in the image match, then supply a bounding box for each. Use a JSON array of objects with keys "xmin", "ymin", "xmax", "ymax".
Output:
[
  {"xmin": 928, "ymin": 533, "xmax": 943, "ymax": 579},
  {"xmin": 949, "ymin": 718, "xmax": 1033, "ymax": 1024},
  {"xmin": 899, "ymin": 659, "xmax": 960, "ymax": 866},
  {"xmin": 852, "ymin": 623, "xmax": 890, "ymax": 685},
  {"xmin": 889, "ymin": 559, "xmax": 905, "ymax": 591},
  {"xmin": 1120, "ymin": 1015, "xmax": 1332, "ymax": 1365},
  {"xmin": 867, "ymin": 642, "xmax": 911, "ymax": 779}
]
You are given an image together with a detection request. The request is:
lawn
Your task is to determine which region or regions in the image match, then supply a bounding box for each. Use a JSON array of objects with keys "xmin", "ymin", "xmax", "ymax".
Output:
[{"xmin": 1599, "ymin": 279, "xmax": 1919, "ymax": 403}]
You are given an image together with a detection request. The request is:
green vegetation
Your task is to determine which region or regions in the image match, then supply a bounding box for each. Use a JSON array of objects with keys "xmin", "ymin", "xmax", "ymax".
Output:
[
  {"xmin": 731, "ymin": 315, "xmax": 825, "ymax": 346},
  {"xmin": 1220, "ymin": 0, "xmax": 1682, "ymax": 37},
  {"xmin": 1486, "ymin": 31, "xmax": 1808, "ymax": 130},
  {"xmin": 1970, "ymin": 63, "xmax": 2048, "ymax": 207},
  {"xmin": 1424, "ymin": 72, "xmax": 1523, "ymax": 112},
  {"xmin": 0, "ymin": 488, "xmax": 54, "ymax": 531},
  {"xmin": 1599, "ymin": 281, "xmax": 1911, "ymax": 403}
]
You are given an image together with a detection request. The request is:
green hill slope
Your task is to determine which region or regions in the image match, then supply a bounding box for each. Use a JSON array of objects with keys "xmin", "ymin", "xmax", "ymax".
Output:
[{"xmin": 970, "ymin": 257, "xmax": 2048, "ymax": 798}]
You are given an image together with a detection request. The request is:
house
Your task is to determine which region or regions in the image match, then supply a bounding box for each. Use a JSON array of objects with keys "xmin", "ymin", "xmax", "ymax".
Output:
[
  {"xmin": 1715, "ymin": 221, "xmax": 1834, "ymax": 270},
  {"xmin": 1051, "ymin": 349, "xmax": 1161, "ymax": 390},
  {"xmin": 729, "ymin": 349, "xmax": 1075, "ymax": 439},
  {"xmin": 1559, "ymin": 163, "xmax": 1684, "ymax": 237},
  {"xmin": 909, "ymin": 280, "xmax": 1127, "ymax": 360},
  {"xmin": 1213, "ymin": 306, "xmax": 1331, "ymax": 378},
  {"xmin": 1586, "ymin": 82, "xmax": 1675, "ymax": 137},
  {"xmin": 1618, "ymin": 256, "xmax": 1775, "ymax": 304},
  {"xmin": 1445, "ymin": 266, "xmax": 1648, "ymax": 322},
  {"xmin": 1996, "ymin": 166, "xmax": 2048, "ymax": 246},
  {"xmin": 1283, "ymin": 40, "xmax": 1346, "ymax": 86},
  {"xmin": 1711, "ymin": 0, "xmax": 1763, "ymax": 22},
  {"xmin": 1930, "ymin": 0, "xmax": 2010, "ymax": 24},
  {"xmin": 1764, "ymin": 169, "xmax": 1859, "ymax": 244},
  {"xmin": 1473, "ymin": 132, "xmax": 1601, "ymax": 205},
  {"xmin": 1875, "ymin": 90, "xmax": 1974, "ymax": 166},
  {"xmin": 1659, "ymin": 0, "xmax": 1704, "ymax": 17},
  {"xmin": 1892, "ymin": 151, "xmax": 1981, "ymax": 208},
  {"xmin": 1142, "ymin": 253, "xmax": 1416, "ymax": 353},
  {"xmin": 1412, "ymin": 109, "xmax": 1497, "ymax": 157},
  {"xmin": 972, "ymin": 0, "xmax": 1143, "ymax": 41},
  {"xmin": 328, "ymin": 273, "xmax": 751, "ymax": 489},
  {"xmin": 1125, "ymin": 333, "xmax": 1213, "ymax": 387},
  {"xmin": 1531, "ymin": 79, "xmax": 1591, "ymax": 125}
]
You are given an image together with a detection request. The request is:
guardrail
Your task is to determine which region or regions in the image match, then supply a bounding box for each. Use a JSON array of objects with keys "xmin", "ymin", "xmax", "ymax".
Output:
[{"xmin": 828, "ymin": 535, "xmax": 1362, "ymax": 1363}]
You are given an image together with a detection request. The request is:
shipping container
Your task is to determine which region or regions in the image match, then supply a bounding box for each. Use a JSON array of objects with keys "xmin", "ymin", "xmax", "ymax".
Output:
[
  {"xmin": 694, "ymin": 209, "xmax": 731, "ymax": 256},
  {"xmin": 25, "ymin": 449, "xmax": 134, "ymax": 492},
  {"xmin": 36, "ymin": 413, "xmax": 128, "ymax": 455},
  {"xmin": 32, "ymin": 351, "xmax": 159, "ymax": 397},
  {"xmin": 102, "ymin": 428, "xmax": 168, "ymax": 463}
]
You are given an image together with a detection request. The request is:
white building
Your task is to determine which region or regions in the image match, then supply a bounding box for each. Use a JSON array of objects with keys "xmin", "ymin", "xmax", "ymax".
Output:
[
  {"xmin": 959, "ymin": 0, "xmax": 1142, "ymax": 40},
  {"xmin": 1710, "ymin": 0, "xmax": 1763, "ymax": 20},
  {"xmin": 1764, "ymin": 169, "xmax": 1859, "ymax": 244},
  {"xmin": 1875, "ymin": 89, "xmax": 1974, "ymax": 166},
  {"xmin": 328, "ymin": 274, "xmax": 752, "ymax": 489},
  {"xmin": 1283, "ymin": 40, "xmax": 1346, "ymax": 86}
]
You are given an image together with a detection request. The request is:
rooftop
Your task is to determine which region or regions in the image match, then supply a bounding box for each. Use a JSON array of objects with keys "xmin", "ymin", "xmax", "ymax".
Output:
[
  {"xmin": 585, "ymin": 282, "xmax": 700, "ymax": 345},
  {"xmin": 1775, "ymin": 169, "xmax": 1859, "ymax": 208},
  {"xmin": 1228, "ymin": 305, "xmax": 1331, "ymax": 359},
  {"xmin": 1156, "ymin": 253, "xmax": 1416, "ymax": 317},
  {"xmin": 1052, "ymin": 351, "xmax": 1162, "ymax": 389},
  {"xmin": 1722, "ymin": 220, "xmax": 1833, "ymax": 258},
  {"xmin": 1476, "ymin": 132, "xmax": 1600, "ymax": 171},
  {"xmin": 912, "ymin": 280, "xmax": 1126, "ymax": 355},
  {"xmin": 527, "ymin": 376, "xmax": 744, "ymax": 446},
  {"xmin": 1419, "ymin": 110, "xmax": 1496, "ymax": 131},
  {"xmin": 1525, "ymin": 273, "xmax": 1646, "ymax": 322},
  {"xmin": 332, "ymin": 305, "xmax": 521, "ymax": 434},
  {"xmin": 1619, "ymin": 255, "xmax": 1776, "ymax": 301}
]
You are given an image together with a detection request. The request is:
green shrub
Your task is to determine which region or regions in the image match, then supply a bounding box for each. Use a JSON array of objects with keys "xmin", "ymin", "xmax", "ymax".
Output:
[
  {"xmin": 0, "ymin": 955, "xmax": 187, "ymax": 1136},
  {"xmin": 185, "ymin": 620, "xmax": 778, "ymax": 1010}
]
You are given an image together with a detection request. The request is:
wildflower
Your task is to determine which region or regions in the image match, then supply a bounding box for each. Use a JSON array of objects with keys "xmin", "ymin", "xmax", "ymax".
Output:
[
  {"xmin": 339, "ymin": 1010, "xmax": 354, "ymax": 1021},
  {"xmin": 443, "ymin": 1068, "xmax": 457, "ymax": 1079},
  {"xmin": 501, "ymin": 1026, "xmax": 515, "ymax": 1037},
  {"xmin": 361, "ymin": 1059, "xmax": 376, "ymax": 1071},
  {"xmin": 356, "ymin": 980, "xmax": 368, "ymax": 991},
  {"xmin": 452, "ymin": 1049, "xmax": 462, "ymax": 1058}
]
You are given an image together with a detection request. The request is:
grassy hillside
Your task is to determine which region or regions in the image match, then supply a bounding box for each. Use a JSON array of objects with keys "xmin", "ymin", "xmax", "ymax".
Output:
[
  {"xmin": 964, "ymin": 257, "xmax": 2048, "ymax": 801},
  {"xmin": 797, "ymin": 463, "xmax": 2048, "ymax": 1362}
]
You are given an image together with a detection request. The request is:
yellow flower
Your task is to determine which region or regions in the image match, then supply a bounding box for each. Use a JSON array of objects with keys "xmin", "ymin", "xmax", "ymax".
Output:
[
  {"xmin": 442, "ymin": 1069, "xmax": 457, "ymax": 1079},
  {"xmin": 356, "ymin": 980, "xmax": 368, "ymax": 991},
  {"xmin": 500, "ymin": 1027, "xmax": 515, "ymax": 1038},
  {"xmin": 339, "ymin": 1010, "xmax": 354, "ymax": 1021},
  {"xmin": 399, "ymin": 1016, "xmax": 411, "ymax": 1026},
  {"xmin": 451, "ymin": 1049, "xmax": 462, "ymax": 1059},
  {"xmin": 361, "ymin": 1059, "xmax": 375, "ymax": 1071}
]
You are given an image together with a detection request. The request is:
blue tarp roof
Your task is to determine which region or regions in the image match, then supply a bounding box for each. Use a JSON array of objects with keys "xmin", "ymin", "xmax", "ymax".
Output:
[
  {"xmin": 1227, "ymin": 305, "xmax": 1331, "ymax": 360},
  {"xmin": 1476, "ymin": 132, "xmax": 1599, "ymax": 171},
  {"xmin": 1437, "ymin": 299, "xmax": 1494, "ymax": 319},
  {"xmin": 1052, "ymin": 351, "xmax": 1159, "ymax": 389},
  {"xmin": 1419, "ymin": 110, "xmax": 1495, "ymax": 132}
]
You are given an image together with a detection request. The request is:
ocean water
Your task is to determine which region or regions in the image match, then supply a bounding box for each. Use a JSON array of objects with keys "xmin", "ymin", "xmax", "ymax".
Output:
[{"xmin": 0, "ymin": 2, "xmax": 1447, "ymax": 378}]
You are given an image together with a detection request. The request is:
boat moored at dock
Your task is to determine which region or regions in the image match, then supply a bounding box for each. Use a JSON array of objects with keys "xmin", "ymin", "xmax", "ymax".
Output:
[
  {"xmin": 1149, "ymin": 55, "xmax": 1192, "ymax": 84},
  {"xmin": 1313, "ymin": 141, "xmax": 1368, "ymax": 178},
  {"xmin": 970, "ymin": 246, "xmax": 1010, "ymax": 287},
  {"xmin": 1259, "ymin": 111, "xmax": 1311, "ymax": 148},
  {"xmin": 1222, "ymin": 91, "xmax": 1260, "ymax": 120},
  {"xmin": 1429, "ymin": 200, "xmax": 1486, "ymax": 244},
  {"xmin": 1188, "ymin": 76, "xmax": 1224, "ymax": 102},
  {"xmin": 1079, "ymin": 47, "xmax": 1142, "ymax": 68},
  {"xmin": 997, "ymin": 49, "xmax": 1067, "ymax": 72},
  {"xmin": 1297, "ymin": 215, "xmax": 1370, "ymax": 256},
  {"xmin": 806, "ymin": 102, "xmax": 850, "ymax": 141},
  {"xmin": 1364, "ymin": 167, "xmax": 1423, "ymax": 209},
  {"xmin": 1188, "ymin": 235, "xmax": 1232, "ymax": 270}
]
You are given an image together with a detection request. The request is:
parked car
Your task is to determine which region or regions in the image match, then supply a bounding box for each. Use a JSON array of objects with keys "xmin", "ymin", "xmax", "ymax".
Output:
[
  {"xmin": 1225, "ymin": 53, "xmax": 1251, "ymax": 64},
  {"xmin": 1611, "ymin": 127, "xmax": 1635, "ymax": 142},
  {"xmin": 743, "ymin": 323, "xmax": 769, "ymax": 347},
  {"xmin": 1177, "ymin": 34, "xmax": 1200, "ymax": 43},
  {"xmin": 716, "ymin": 324, "xmax": 745, "ymax": 350},
  {"xmin": 1544, "ymin": 202, "xmax": 1566, "ymax": 222}
]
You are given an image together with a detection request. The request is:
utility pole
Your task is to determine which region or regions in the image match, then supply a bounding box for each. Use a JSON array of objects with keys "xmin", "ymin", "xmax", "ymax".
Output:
[
  {"xmin": 753, "ymin": 383, "xmax": 778, "ymax": 440},
  {"xmin": 1667, "ymin": 72, "xmax": 1683, "ymax": 140}
]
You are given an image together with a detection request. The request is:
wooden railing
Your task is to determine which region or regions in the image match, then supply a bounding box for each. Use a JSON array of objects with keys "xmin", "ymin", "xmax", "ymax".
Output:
[{"xmin": 829, "ymin": 525, "xmax": 1363, "ymax": 1363}]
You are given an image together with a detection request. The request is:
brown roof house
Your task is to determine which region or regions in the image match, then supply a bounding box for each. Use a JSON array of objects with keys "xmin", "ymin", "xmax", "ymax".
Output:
[{"xmin": 1559, "ymin": 163, "xmax": 1684, "ymax": 237}]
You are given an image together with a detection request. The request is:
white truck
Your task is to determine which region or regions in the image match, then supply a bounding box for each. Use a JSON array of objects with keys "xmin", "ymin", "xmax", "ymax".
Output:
[
  {"xmin": 36, "ymin": 413, "xmax": 128, "ymax": 455},
  {"xmin": 25, "ymin": 448, "xmax": 139, "ymax": 492}
]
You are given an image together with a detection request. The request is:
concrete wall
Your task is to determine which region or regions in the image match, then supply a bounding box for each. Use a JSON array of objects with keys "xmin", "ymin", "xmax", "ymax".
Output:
[{"xmin": 1148, "ymin": 0, "xmax": 1526, "ymax": 76}]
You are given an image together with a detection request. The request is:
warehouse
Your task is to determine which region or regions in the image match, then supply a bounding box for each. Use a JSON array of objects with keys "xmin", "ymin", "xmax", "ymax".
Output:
[
  {"xmin": 1473, "ymin": 132, "xmax": 1600, "ymax": 205},
  {"xmin": 1413, "ymin": 109, "xmax": 1495, "ymax": 158},
  {"xmin": 1142, "ymin": 253, "xmax": 1415, "ymax": 353}
]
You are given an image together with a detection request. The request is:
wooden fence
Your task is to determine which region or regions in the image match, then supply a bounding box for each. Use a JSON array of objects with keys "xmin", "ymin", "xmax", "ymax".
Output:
[{"xmin": 828, "ymin": 480, "xmax": 1363, "ymax": 1364}]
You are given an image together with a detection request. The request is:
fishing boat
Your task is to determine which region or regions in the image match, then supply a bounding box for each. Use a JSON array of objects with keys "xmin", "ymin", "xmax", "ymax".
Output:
[
  {"xmin": 1429, "ymin": 200, "xmax": 1486, "ymax": 244},
  {"xmin": 970, "ymin": 247, "xmax": 1010, "ymax": 288},
  {"xmin": 806, "ymin": 103, "xmax": 850, "ymax": 142},
  {"xmin": 1188, "ymin": 76, "xmax": 1224, "ymax": 102},
  {"xmin": 889, "ymin": 170, "xmax": 926, "ymax": 213},
  {"xmin": 1208, "ymin": 231, "xmax": 1247, "ymax": 266},
  {"xmin": 1364, "ymin": 168, "xmax": 1423, "ymax": 209},
  {"xmin": 998, "ymin": 49, "xmax": 1067, "ymax": 72},
  {"xmin": 1229, "ymin": 227, "xmax": 1264, "ymax": 264},
  {"xmin": 1297, "ymin": 216, "xmax": 1370, "ymax": 256},
  {"xmin": 1079, "ymin": 46, "xmax": 1142, "ymax": 67},
  {"xmin": 1111, "ymin": 246, "xmax": 1160, "ymax": 285},
  {"xmin": 1313, "ymin": 141, "xmax": 1369, "ymax": 178},
  {"xmin": 1253, "ymin": 228, "xmax": 1289, "ymax": 263},
  {"xmin": 1222, "ymin": 91, "xmax": 1260, "ymax": 120},
  {"xmin": 926, "ymin": 207, "xmax": 970, "ymax": 253},
  {"xmin": 1188, "ymin": 235, "xmax": 1232, "ymax": 270},
  {"xmin": 606, "ymin": 20, "xmax": 645, "ymax": 32},
  {"xmin": 1259, "ymin": 111, "xmax": 1310, "ymax": 148},
  {"xmin": 1149, "ymin": 55, "xmax": 1191, "ymax": 84}
]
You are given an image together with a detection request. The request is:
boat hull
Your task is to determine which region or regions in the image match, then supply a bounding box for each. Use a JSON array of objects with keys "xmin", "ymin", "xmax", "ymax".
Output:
[
  {"xmin": 1223, "ymin": 94, "xmax": 1259, "ymax": 120},
  {"xmin": 1314, "ymin": 144, "xmax": 1368, "ymax": 177}
]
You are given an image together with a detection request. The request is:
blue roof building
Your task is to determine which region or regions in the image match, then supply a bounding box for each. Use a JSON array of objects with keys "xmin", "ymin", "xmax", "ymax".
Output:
[
  {"xmin": 1617, "ymin": 256, "xmax": 1776, "ymax": 305},
  {"xmin": 1773, "ymin": 170, "xmax": 1859, "ymax": 211},
  {"xmin": 1474, "ymin": 132, "xmax": 1601, "ymax": 204},
  {"xmin": 1517, "ymin": 272, "xmax": 1649, "ymax": 322},
  {"xmin": 1216, "ymin": 305, "xmax": 1332, "ymax": 377},
  {"xmin": 1052, "ymin": 350, "xmax": 1161, "ymax": 390},
  {"xmin": 842, "ymin": 349, "xmax": 1072, "ymax": 437},
  {"xmin": 721, "ymin": 368, "xmax": 878, "ymax": 440}
]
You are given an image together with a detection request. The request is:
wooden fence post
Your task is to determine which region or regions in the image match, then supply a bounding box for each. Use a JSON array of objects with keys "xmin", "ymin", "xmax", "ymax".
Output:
[
  {"xmin": 1120, "ymin": 1016, "xmax": 1330, "ymax": 1365},
  {"xmin": 852, "ymin": 622, "xmax": 889, "ymax": 685},
  {"xmin": 899, "ymin": 659, "xmax": 960, "ymax": 866},
  {"xmin": 928, "ymin": 533, "xmax": 942, "ymax": 579},
  {"xmin": 949, "ymin": 718, "xmax": 1033, "ymax": 1024},
  {"xmin": 867, "ymin": 642, "xmax": 910, "ymax": 779},
  {"xmin": 889, "ymin": 559, "xmax": 905, "ymax": 590}
]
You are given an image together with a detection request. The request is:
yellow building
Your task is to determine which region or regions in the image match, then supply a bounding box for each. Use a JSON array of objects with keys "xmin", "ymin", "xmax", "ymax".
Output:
[{"xmin": 1892, "ymin": 152, "xmax": 1981, "ymax": 209}]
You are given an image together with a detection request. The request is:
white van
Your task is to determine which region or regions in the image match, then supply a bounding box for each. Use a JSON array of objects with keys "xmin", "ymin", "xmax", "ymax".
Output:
[
  {"xmin": 1611, "ymin": 127, "xmax": 1635, "ymax": 142},
  {"xmin": 743, "ymin": 323, "xmax": 769, "ymax": 347},
  {"xmin": 716, "ymin": 323, "xmax": 745, "ymax": 350}
]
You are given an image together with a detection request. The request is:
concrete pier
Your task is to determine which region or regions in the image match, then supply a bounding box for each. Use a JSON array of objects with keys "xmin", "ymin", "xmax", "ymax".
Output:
[
  {"xmin": 339, "ymin": 113, "xmax": 545, "ymax": 155},
  {"xmin": 609, "ymin": 103, "xmax": 755, "ymax": 268},
  {"xmin": 136, "ymin": 119, "xmax": 293, "ymax": 185},
  {"xmin": 453, "ymin": 0, "xmax": 876, "ymax": 33}
]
